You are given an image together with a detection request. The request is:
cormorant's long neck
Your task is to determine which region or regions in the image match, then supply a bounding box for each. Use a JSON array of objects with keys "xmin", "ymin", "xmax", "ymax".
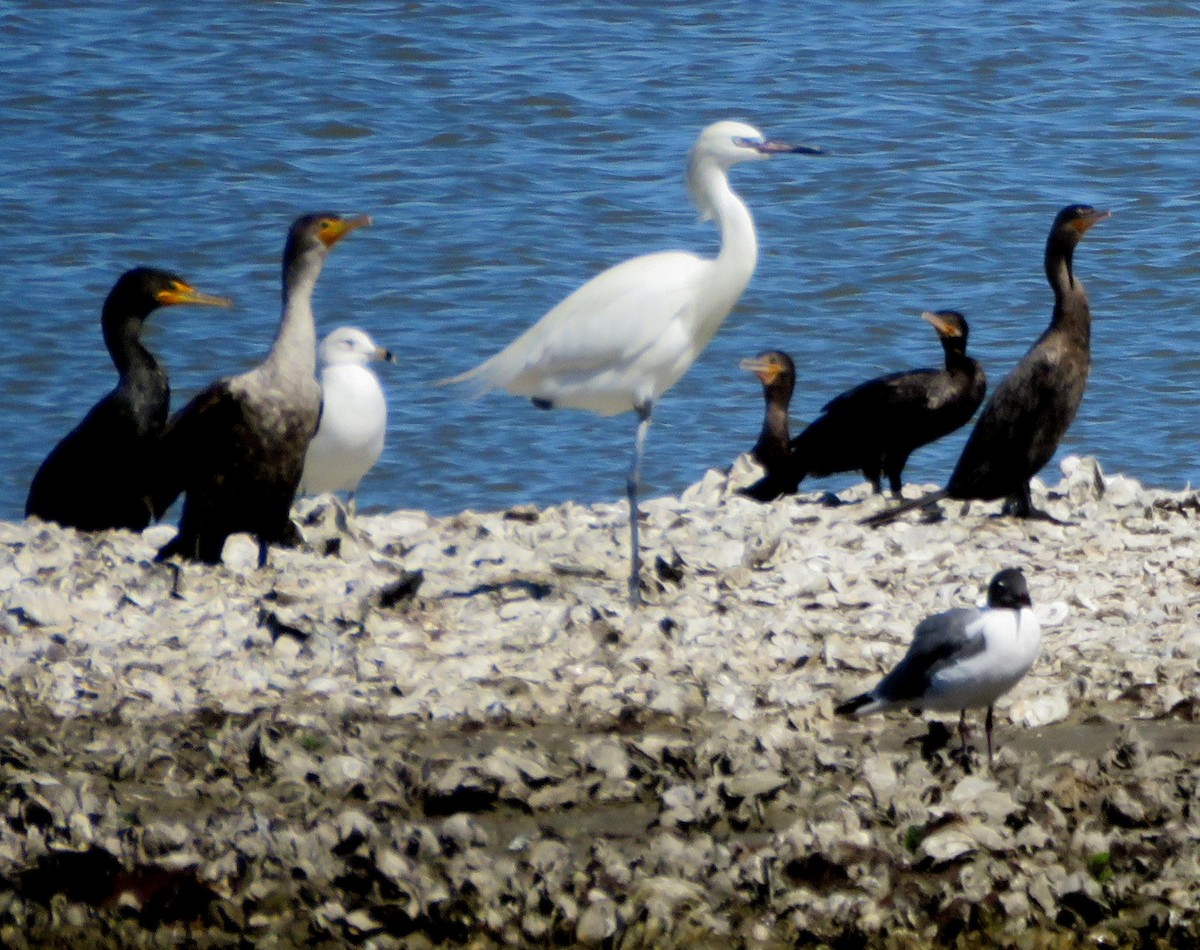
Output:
[
  {"xmin": 942, "ymin": 339, "xmax": 974, "ymax": 375},
  {"xmin": 265, "ymin": 249, "xmax": 322, "ymax": 377},
  {"xmin": 101, "ymin": 302, "xmax": 159, "ymax": 385},
  {"xmin": 754, "ymin": 387, "xmax": 791, "ymax": 464},
  {"xmin": 690, "ymin": 161, "xmax": 758, "ymax": 342},
  {"xmin": 1045, "ymin": 235, "xmax": 1090, "ymax": 344}
]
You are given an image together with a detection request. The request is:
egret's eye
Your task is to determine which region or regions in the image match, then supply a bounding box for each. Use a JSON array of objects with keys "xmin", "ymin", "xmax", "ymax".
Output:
[{"xmin": 733, "ymin": 136, "xmax": 763, "ymax": 149}]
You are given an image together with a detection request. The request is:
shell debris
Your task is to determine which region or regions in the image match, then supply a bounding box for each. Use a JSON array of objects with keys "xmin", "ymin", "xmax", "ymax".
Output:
[{"xmin": 1, "ymin": 459, "xmax": 1199, "ymax": 945}]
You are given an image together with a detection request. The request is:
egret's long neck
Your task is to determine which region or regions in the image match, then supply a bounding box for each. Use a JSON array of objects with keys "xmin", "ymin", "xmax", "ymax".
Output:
[
  {"xmin": 691, "ymin": 161, "xmax": 759, "ymax": 337},
  {"xmin": 265, "ymin": 250, "xmax": 322, "ymax": 377}
]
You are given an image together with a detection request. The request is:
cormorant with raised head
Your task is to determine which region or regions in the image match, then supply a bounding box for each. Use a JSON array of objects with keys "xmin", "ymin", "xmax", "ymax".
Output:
[
  {"xmin": 737, "ymin": 350, "xmax": 795, "ymax": 501},
  {"xmin": 740, "ymin": 310, "xmax": 985, "ymax": 502},
  {"xmin": 862, "ymin": 204, "xmax": 1109, "ymax": 527},
  {"xmin": 25, "ymin": 268, "xmax": 231, "ymax": 531},
  {"xmin": 154, "ymin": 212, "xmax": 371, "ymax": 566}
]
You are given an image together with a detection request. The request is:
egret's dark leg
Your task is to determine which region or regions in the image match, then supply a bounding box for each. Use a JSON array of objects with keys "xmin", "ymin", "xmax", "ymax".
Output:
[
  {"xmin": 258, "ymin": 539, "xmax": 270, "ymax": 569},
  {"xmin": 985, "ymin": 705, "xmax": 995, "ymax": 768},
  {"xmin": 627, "ymin": 402, "xmax": 653, "ymax": 606},
  {"xmin": 957, "ymin": 709, "xmax": 969, "ymax": 755}
]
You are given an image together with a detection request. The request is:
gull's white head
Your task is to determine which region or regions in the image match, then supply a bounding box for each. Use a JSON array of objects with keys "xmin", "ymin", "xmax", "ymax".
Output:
[{"xmin": 318, "ymin": 326, "xmax": 394, "ymax": 367}]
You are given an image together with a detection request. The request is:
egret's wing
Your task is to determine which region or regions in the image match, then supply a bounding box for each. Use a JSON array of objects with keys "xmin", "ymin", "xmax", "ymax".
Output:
[
  {"xmin": 444, "ymin": 250, "xmax": 706, "ymax": 393},
  {"xmin": 875, "ymin": 607, "xmax": 986, "ymax": 703}
]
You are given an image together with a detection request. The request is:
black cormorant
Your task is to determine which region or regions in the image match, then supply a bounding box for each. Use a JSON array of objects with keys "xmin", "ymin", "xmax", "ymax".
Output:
[
  {"xmin": 862, "ymin": 204, "xmax": 1109, "ymax": 527},
  {"xmin": 25, "ymin": 268, "xmax": 230, "ymax": 531},
  {"xmin": 741, "ymin": 311, "xmax": 985, "ymax": 502},
  {"xmin": 737, "ymin": 350, "xmax": 795, "ymax": 501}
]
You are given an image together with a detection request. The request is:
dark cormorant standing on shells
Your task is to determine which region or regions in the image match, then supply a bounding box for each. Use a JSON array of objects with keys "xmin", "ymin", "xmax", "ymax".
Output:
[
  {"xmin": 737, "ymin": 350, "xmax": 796, "ymax": 501},
  {"xmin": 862, "ymin": 204, "xmax": 1109, "ymax": 528},
  {"xmin": 153, "ymin": 212, "xmax": 371, "ymax": 566},
  {"xmin": 740, "ymin": 310, "xmax": 986, "ymax": 502},
  {"xmin": 25, "ymin": 268, "xmax": 231, "ymax": 531}
]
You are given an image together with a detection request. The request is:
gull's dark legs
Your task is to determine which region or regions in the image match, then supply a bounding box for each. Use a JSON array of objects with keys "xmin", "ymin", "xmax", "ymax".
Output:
[{"xmin": 985, "ymin": 705, "xmax": 996, "ymax": 768}]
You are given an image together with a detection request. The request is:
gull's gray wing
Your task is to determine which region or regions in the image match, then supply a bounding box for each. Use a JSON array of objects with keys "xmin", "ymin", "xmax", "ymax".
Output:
[{"xmin": 875, "ymin": 606, "xmax": 986, "ymax": 703}]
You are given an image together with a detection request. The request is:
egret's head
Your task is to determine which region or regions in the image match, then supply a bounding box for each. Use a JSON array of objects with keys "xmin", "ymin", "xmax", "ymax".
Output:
[{"xmin": 687, "ymin": 120, "xmax": 822, "ymax": 219}]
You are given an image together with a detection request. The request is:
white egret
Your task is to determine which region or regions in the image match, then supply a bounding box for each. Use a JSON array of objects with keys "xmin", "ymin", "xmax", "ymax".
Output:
[
  {"xmin": 299, "ymin": 326, "xmax": 395, "ymax": 506},
  {"xmin": 442, "ymin": 120, "xmax": 821, "ymax": 604}
]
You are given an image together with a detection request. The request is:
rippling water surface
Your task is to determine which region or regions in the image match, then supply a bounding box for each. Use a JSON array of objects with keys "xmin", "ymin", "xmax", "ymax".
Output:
[{"xmin": 2, "ymin": 2, "xmax": 1198, "ymax": 521}]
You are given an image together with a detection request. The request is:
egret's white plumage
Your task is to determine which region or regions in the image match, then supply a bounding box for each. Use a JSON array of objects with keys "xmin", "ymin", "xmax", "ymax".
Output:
[
  {"xmin": 443, "ymin": 120, "xmax": 821, "ymax": 603},
  {"xmin": 299, "ymin": 326, "xmax": 394, "ymax": 500},
  {"xmin": 836, "ymin": 568, "xmax": 1042, "ymax": 766}
]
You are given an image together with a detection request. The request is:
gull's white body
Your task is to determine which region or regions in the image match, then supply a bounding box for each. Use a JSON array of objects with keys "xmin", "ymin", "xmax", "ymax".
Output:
[
  {"xmin": 857, "ymin": 603, "xmax": 1042, "ymax": 715},
  {"xmin": 837, "ymin": 567, "xmax": 1041, "ymax": 765},
  {"xmin": 443, "ymin": 120, "xmax": 818, "ymax": 602},
  {"xmin": 299, "ymin": 326, "xmax": 391, "ymax": 497}
]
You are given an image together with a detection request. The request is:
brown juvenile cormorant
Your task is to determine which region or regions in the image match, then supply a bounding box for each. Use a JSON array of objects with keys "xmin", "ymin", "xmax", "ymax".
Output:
[
  {"xmin": 153, "ymin": 212, "xmax": 371, "ymax": 566},
  {"xmin": 862, "ymin": 204, "xmax": 1109, "ymax": 528},
  {"xmin": 25, "ymin": 268, "xmax": 231, "ymax": 531},
  {"xmin": 740, "ymin": 311, "xmax": 986, "ymax": 502}
]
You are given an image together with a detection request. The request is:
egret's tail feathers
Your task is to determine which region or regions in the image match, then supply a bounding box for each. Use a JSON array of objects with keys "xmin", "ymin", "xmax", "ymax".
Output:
[
  {"xmin": 859, "ymin": 488, "xmax": 948, "ymax": 528},
  {"xmin": 435, "ymin": 357, "xmax": 510, "ymax": 400},
  {"xmin": 435, "ymin": 362, "xmax": 488, "ymax": 389},
  {"xmin": 436, "ymin": 345, "xmax": 531, "ymax": 397}
]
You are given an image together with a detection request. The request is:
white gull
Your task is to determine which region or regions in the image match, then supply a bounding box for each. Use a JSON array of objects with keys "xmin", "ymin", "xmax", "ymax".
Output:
[
  {"xmin": 299, "ymin": 326, "xmax": 394, "ymax": 503},
  {"xmin": 836, "ymin": 567, "xmax": 1042, "ymax": 766}
]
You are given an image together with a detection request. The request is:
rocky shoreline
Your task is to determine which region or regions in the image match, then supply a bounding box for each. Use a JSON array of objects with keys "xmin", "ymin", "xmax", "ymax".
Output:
[{"xmin": 1, "ymin": 456, "xmax": 1199, "ymax": 947}]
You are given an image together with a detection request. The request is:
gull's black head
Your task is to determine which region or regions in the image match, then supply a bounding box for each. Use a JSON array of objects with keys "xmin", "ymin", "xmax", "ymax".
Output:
[{"xmin": 987, "ymin": 568, "xmax": 1032, "ymax": 610}]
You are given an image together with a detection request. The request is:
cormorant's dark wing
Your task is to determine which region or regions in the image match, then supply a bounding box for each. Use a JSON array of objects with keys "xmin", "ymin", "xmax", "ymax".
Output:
[
  {"xmin": 819, "ymin": 369, "xmax": 938, "ymax": 416},
  {"xmin": 27, "ymin": 391, "xmax": 158, "ymax": 530},
  {"xmin": 151, "ymin": 380, "xmax": 246, "ymax": 519}
]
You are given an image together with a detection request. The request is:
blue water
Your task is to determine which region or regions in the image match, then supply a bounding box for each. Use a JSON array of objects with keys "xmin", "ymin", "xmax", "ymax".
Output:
[{"xmin": 3, "ymin": 2, "xmax": 1199, "ymax": 522}]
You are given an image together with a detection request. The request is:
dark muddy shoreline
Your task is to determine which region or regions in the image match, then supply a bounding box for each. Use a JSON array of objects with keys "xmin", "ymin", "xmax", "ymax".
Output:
[{"xmin": 2, "ymin": 704, "xmax": 1199, "ymax": 948}]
